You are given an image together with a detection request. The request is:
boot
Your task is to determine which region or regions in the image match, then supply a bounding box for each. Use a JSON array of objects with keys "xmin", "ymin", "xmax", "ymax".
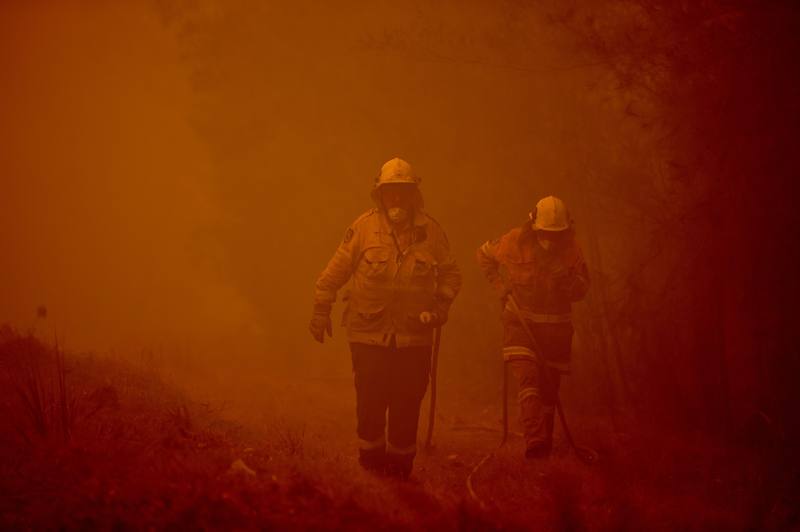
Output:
[
  {"xmin": 525, "ymin": 412, "xmax": 555, "ymax": 459},
  {"xmin": 359, "ymin": 447, "xmax": 386, "ymax": 473},
  {"xmin": 384, "ymin": 452, "xmax": 414, "ymax": 480}
]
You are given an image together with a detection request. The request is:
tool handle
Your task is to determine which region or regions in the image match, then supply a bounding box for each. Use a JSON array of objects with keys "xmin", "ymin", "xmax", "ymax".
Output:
[
  {"xmin": 424, "ymin": 326, "xmax": 442, "ymax": 449},
  {"xmin": 501, "ymin": 361, "xmax": 509, "ymax": 446}
]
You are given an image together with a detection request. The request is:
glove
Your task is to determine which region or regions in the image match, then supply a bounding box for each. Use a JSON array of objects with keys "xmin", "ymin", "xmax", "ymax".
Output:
[
  {"xmin": 419, "ymin": 311, "xmax": 440, "ymax": 326},
  {"xmin": 309, "ymin": 310, "xmax": 333, "ymax": 343}
]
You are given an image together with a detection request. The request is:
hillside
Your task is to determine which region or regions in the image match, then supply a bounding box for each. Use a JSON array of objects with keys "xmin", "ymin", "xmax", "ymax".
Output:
[{"xmin": 1, "ymin": 327, "xmax": 793, "ymax": 530}]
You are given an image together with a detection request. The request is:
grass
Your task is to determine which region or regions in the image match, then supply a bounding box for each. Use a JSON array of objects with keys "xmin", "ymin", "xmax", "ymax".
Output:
[
  {"xmin": 269, "ymin": 418, "xmax": 306, "ymax": 457},
  {"xmin": 0, "ymin": 328, "xmax": 404, "ymax": 529},
  {"xmin": 0, "ymin": 325, "xmax": 797, "ymax": 530},
  {"xmin": 2, "ymin": 328, "xmax": 80, "ymax": 445}
]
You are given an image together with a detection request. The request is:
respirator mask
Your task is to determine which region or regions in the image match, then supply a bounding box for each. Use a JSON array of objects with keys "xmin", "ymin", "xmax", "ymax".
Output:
[{"xmin": 387, "ymin": 207, "xmax": 410, "ymax": 224}]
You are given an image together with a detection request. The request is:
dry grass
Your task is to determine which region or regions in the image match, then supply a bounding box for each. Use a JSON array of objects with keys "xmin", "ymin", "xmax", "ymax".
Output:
[
  {"xmin": 0, "ymin": 328, "xmax": 396, "ymax": 529},
  {"xmin": 2, "ymin": 330, "xmax": 80, "ymax": 445},
  {"xmin": 0, "ymin": 326, "xmax": 796, "ymax": 530},
  {"xmin": 268, "ymin": 418, "xmax": 306, "ymax": 457}
]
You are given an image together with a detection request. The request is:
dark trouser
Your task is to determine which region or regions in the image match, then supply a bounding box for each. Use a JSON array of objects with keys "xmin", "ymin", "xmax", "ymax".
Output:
[
  {"xmin": 510, "ymin": 359, "xmax": 561, "ymax": 450},
  {"xmin": 503, "ymin": 319, "xmax": 573, "ymax": 452},
  {"xmin": 350, "ymin": 340, "xmax": 431, "ymax": 477}
]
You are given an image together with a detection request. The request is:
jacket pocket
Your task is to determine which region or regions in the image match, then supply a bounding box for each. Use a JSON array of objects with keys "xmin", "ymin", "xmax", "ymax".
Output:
[
  {"xmin": 361, "ymin": 247, "xmax": 391, "ymax": 279},
  {"xmin": 409, "ymin": 251, "xmax": 436, "ymax": 285}
]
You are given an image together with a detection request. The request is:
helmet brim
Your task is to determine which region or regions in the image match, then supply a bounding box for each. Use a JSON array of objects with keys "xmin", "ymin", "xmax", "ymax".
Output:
[
  {"xmin": 533, "ymin": 224, "xmax": 570, "ymax": 232},
  {"xmin": 371, "ymin": 183, "xmax": 424, "ymax": 209}
]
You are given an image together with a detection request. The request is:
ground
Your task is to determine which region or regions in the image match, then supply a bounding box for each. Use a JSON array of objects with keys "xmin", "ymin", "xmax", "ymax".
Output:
[{"xmin": 0, "ymin": 329, "xmax": 794, "ymax": 530}]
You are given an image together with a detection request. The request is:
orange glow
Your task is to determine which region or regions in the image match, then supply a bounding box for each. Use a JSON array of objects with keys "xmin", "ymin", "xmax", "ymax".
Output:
[{"xmin": 1, "ymin": 0, "xmax": 798, "ymax": 529}]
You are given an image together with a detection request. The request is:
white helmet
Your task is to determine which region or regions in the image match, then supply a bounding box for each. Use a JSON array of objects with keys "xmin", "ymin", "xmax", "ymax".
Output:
[
  {"xmin": 370, "ymin": 157, "xmax": 424, "ymax": 208},
  {"xmin": 530, "ymin": 195, "xmax": 571, "ymax": 231},
  {"xmin": 375, "ymin": 157, "xmax": 420, "ymax": 187}
]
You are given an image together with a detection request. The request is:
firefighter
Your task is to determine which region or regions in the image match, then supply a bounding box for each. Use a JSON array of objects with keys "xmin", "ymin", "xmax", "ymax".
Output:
[
  {"xmin": 310, "ymin": 157, "xmax": 461, "ymax": 478},
  {"xmin": 477, "ymin": 196, "xmax": 589, "ymax": 458}
]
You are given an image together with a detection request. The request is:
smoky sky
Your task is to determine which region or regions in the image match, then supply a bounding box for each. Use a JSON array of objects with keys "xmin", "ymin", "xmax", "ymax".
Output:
[{"xmin": 1, "ymin": 1, "xmax": 644, "ymax": 379}]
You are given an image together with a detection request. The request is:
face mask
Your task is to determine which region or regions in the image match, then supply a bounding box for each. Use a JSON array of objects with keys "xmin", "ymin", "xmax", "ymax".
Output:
[
  {"xmin": 387, "ymin": 207, "xmax": 410, "ymax": 224},
  {"xmin": 537, "ymin": 233, "xmax": 556, "ymax": 250}
]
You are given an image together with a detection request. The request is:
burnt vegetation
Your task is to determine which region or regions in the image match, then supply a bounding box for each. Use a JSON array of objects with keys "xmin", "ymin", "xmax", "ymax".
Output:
[
  {"xmin": 552, "ymin": 0, "xmax": 800, "ymax": 438},
  {"xmin": 547, "ymin": 0, "xmax": 800, "ymax": 457},
  {"xmin": 551, "ymin": 1, "xmax": 800, "ymax": 527}
]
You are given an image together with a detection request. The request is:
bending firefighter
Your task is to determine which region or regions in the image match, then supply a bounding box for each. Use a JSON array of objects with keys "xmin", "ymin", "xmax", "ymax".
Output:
[
  {"xmin": 310, "ymin": 158, "xmax": 461, "ymax": 478},
  {"xmin": 477, "ymin": 196, "xmax": 589, "ymax": 459}
]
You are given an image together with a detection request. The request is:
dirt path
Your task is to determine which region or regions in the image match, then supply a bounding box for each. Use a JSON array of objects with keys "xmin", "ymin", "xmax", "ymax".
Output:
[
  {"xmin": 175, "ymin": 353, "xmax": 626, "ymax": 530},
  {"xmin": 167, "ymin": 345, "xmax": 769, "ymax": 531}
]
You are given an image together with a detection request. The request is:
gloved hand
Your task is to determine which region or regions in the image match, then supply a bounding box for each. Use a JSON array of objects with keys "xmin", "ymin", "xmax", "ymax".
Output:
[
  {"xmin": 419, "ymin": 311, "xmax": 440, "ymax": 326},
  {"xmin": 309, "ymin": 311, "xmax": 333, "ymax": 343}
]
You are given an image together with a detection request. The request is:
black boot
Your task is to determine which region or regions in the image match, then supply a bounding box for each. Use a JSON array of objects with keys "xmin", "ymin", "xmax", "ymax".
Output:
[
  {"xmin": 359, "ymin": 447, "xmax": 386, "ymax": 473},
  {"xmin": 384, "ymin": 452, "xmax": 414, "ymax": 480},
  {"xmin": 526, "ymin": 413, "xmax": 554, "ymax": 459}
]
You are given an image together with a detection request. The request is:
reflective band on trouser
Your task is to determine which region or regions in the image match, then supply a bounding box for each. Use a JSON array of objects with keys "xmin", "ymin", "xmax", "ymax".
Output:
[
  {"xmin": 359, "ymin": 435, "xmax": 386, "ymax": 451},
  {"xmin": 503, "ymin": 345, "xmax": 538, "ymax": 362},
  {"xmin": 386, "ymin": 441, "xmax": 416, "ymax": 456},
  {"xmin": 518, "ymin": 387, "xmax": 539, "ymax": 402},
  {"xmin": 504, "ymin": 345, "xmax": 570, "ymax": 372}
]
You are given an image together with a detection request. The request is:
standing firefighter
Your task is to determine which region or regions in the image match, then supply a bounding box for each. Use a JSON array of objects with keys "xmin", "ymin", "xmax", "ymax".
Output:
[
  {"xmin": 477, "ymin": 196, "xmax": 589, "ymax": 459},
  {"xmin": 310, "ymin": 157, "xmax": 461, "ymax": 478}
]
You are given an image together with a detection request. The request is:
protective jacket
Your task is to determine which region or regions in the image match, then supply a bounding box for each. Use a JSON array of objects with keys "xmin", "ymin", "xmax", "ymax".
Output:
[
  {"xmin": 477, "ymin": 223, "xmax": 590, "ymax": 370},
  {"xmin": 314, "ymin": 208, "xmax": 461, "ymax": 347}
]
